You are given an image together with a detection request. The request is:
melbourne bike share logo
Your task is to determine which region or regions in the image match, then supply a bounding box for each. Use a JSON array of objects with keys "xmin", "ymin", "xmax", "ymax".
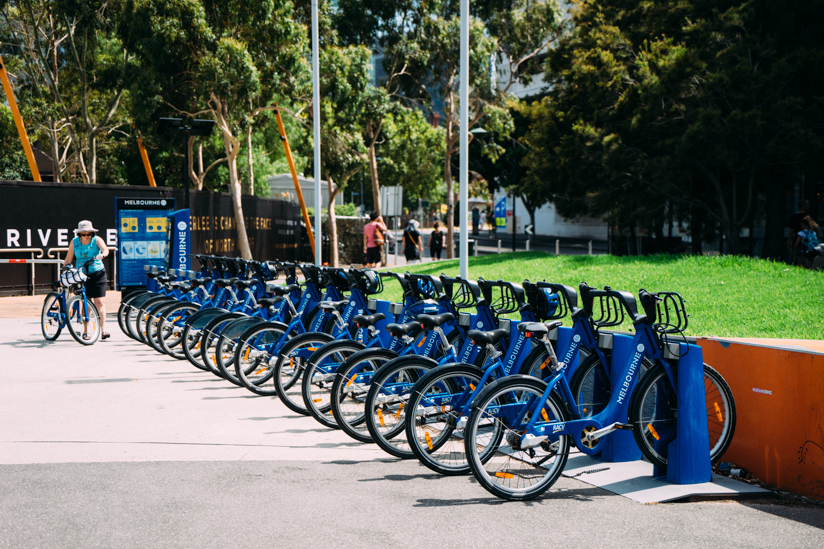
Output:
[
  {"xmin": 616, "ymin": 343, "xmax": 645, "ymax": 405},
  {"xmin": 177, "ymin": 221, "xmax": 187, "ymax": 268}
]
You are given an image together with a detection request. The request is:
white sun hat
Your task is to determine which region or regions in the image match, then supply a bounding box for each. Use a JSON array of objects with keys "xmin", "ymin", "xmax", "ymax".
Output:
[{"xmin": 74, "ymin": 220, "xmax": 99, "ymax": 234}]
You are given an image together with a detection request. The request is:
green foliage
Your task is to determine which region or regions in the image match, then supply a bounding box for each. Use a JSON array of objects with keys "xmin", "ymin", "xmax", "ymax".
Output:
[
  {"xmin": 522, "ymin": 0, "xmax": 824, "ymax": 256},
  {"xmin": 0, "ymin": 104, "xmax": 29, "ymax": 180},
  {"xmin": 379, "ymin": 252, "xmax": 824, "ymax": 339}
]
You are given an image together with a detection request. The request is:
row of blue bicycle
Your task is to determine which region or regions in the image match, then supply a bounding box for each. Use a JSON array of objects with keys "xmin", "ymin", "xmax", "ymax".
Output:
[{"xmin": 117, "ymin": 254, "xmax": 736, "ymax": 501}]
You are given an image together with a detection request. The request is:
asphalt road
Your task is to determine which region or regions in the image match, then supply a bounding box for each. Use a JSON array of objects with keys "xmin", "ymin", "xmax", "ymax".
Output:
[{"xmin": 1, "ymin": 317, "xmax": 822, "ymax": 548}]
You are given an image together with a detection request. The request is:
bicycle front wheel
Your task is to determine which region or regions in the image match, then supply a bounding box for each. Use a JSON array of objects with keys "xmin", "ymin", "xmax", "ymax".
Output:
[
  {"xmin": 405, "ymin": 364, "xmax": 484, "ymax": 475},
  {"xmin": 273, "ymin": 332, "xmax": 335, "ymax": 415},
  {"xmin": 464, "ymin": 376, "xmax": 570, "ymax": 501},
  {"xmin": 41, "ymin": 292, "xmax": 63, "ymax": 341},
  {"xmin": 66, "ymin": 295, "xmax": 101, "ymax": 345},
  {"xmin": 302, "ymin": 341, "xmax": 365, "ymax": 429},
  {"xmin": 629, "ymin": 363, "xmax": 736, "ymax": 469}
]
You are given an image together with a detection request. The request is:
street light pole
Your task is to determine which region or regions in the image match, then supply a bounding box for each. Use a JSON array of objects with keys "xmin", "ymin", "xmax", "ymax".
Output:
[{"xmin": 459, "ymin": 0, "xmax": 469, "ymax": 279}]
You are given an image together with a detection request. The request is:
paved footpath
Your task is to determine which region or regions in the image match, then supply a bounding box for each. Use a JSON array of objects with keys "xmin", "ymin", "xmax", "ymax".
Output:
[{"xmin": 0, "ymin": 310, "xmax": 823, "ymax": 547}]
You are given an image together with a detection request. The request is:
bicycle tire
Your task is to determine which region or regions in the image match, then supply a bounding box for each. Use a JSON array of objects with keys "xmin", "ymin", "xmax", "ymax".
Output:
[
  {"xmin": 232, "ymin": 321, "xmax": 293, "ymax": 396},
  {"xmin": 117, "ymin": 290, "xmax": 149, "ymax": 338},
  {"xmin": 273, "ymin": 332, "xmax": 335, "ymax": 415},
  {"xmin": 405, "ymin": 363, "xmax": 484, "ymax": 475},
  {"xmin": 214, "ymin": 317, "xmax": 268, "ymax": 386},
  {"xmin": 157, "ymin": 302, "xmax": 202, "ymax": 359},
  {"xmin": 145, "ymin": 301, "xmax": 180, "ymax": 354},
  {"xmin": 302, "ymin": 340, "xmax": 366, "ymax": 428},
  {"xmin": 135, "ymin": 296, "xmax": 175, "ymax": 344},
  {"xmin": 41, "ymin": 292, "xmax": 63, "ymax": 341},
  {"xmin": 181, "ymin": 323, "xmax": 209, "ymax": 371},
  {"xmin": 464, "ymin": 375, "xmax": 570, "ymax": 501},
  {"xmin": 330, "ymin": 348, "xmax": 400, "ymax": 443},
  {"xmin": 363, "ymin": 356, "xmax": 438, "ymax": 459},
  {"xmin": 201, "ymin": 313, "xmax": 245, "ymax": 380},
  {"xmin": 629, "ymin": 362, "xmax": 736, "ymax": 468},
  {"xmin": 66, "ymin": 295, "xmax": 101, "ymax": 345},
  {"xmin": 123, "ymin": 292, "xmax": 160, "ymax": 340}
]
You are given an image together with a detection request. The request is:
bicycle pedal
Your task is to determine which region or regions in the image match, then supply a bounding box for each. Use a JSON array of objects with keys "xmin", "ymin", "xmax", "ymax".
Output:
[{"xmin": 521, "ymin": 434, "xmax": 548, "ymax": 449}]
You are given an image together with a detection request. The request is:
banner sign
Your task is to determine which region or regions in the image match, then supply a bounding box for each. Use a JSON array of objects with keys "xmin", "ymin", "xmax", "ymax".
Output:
[
  {"xmin": 115, "ymin": 197, "xmax": 175, "ymax": 289},
  {"xmin": 494, "ymin": 197, "xmax": 507, "ymax": 228},
  {"xmin": 165, "ymin": 209, "xmax": 191, "ymax": 274}
]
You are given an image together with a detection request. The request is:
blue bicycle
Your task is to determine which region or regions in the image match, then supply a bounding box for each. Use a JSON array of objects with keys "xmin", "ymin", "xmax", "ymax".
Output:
[{"xmin": 41, "ymin": 261, "xmax": 102, "ymax": 346}]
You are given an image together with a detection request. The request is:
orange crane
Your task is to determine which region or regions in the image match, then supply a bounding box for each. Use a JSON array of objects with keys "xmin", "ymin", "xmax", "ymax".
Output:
[{"xmin": 0, "ymin": 54, "xmax": 41, "ymax": 182}]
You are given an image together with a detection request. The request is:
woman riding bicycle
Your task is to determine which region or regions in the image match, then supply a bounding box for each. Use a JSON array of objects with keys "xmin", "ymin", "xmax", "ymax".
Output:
[{"xmin": 64, "ymin": 220, "xmax": 110, "ymax": 340}]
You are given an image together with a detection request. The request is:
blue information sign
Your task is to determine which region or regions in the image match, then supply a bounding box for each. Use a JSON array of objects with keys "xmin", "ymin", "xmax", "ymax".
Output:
[
  {"xmin": 115, "ymin": 197, "xmax": 175, "ymax": 289},
  {"xmin": 494, "ymin": 197, "xmax": 507, "ymax": 229}
]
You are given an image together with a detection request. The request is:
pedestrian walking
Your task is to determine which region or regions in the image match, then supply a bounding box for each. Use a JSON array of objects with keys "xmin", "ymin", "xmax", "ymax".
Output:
[
  {"xmin": 63, "ymin": 220, "xmax": 110, "ymax": 340},
  {"xmin": 363, "ymin": 212, "xmax": 387, "ymax": 268},
  {"xmin": 403, "ymin": 219, "xmax": 423, "ymax": 263},
  {"xmin": 428, "ymin": 221, "xmax": 444, "ymax": 261}
]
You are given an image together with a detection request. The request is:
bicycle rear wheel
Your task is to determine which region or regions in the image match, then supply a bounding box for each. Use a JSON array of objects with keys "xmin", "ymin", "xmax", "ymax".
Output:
[
  {"xmin": 273, "ymin": 332, "xmax": 335, "ymax": 415},
  {"xmin": 157, "ymin": 302, "xmax": 201, "ymax": 359},
  {"xmin": 464, "ymin": 376, "xmax": 570, "ymax": 501},
  {"xmin": 629, "ymin": 363, "xmax": 736, "ymax": 469},
  {"xmin": 302, "ymin": 341, "xmax": 364, "ymax": 428},
  {"xmin": 66, "ymin": 295, "xmax": 101, "ymax": 345},
  {"xmin": 41, "ymin": 292, "xmax": 63, "ymax": 341},
  {"xmin": 232, "ymin": 322, "xmax": 292, "ymax": 396}
]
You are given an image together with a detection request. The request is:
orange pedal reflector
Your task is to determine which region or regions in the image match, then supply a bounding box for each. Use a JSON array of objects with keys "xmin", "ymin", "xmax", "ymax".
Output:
[
  {"xmin": 377, "ymin": 408, "xmax": 385, "ymax": 427},
  {"xmin": 313, "ymin": 398, "xmax": 322, "ymax": 403},
  {"xmin": 307, "ymin": 347, "xmax": 318, "ymax": 351},
  {"xmin": 395, "ymin": 402, "xmax": 404, "ymax": 419},
  {"xmin": 495, "ymin": 472, "xmax": 514, "ymax": 479},
  {"xmin": 647, "ymin": 423, "xmax": 660, "ymax": 441},
  {"xmin": 254, "ymin": 368, "xmax": 266, "ymax": 375},
  {"xmin": 470, "ymin": 384, "xmax": 475, "ymax": 391},
  {"xmin": 540, "ymin": 358, "xmax": 552, "ymax": 370},
  {"xmin": 425, "ymin": 431, "xmax": 433, "ymax": 450},
  {"xmin": 714, "ymin": 402, "xmax": 723, "ymax": 423},
  {"xmin": 244, "ymin": 348, "xmax": 251, "ymax": 361},
  {"xmin": 541, "ymin": 409, "xmax": 549, "ymax": 422}
]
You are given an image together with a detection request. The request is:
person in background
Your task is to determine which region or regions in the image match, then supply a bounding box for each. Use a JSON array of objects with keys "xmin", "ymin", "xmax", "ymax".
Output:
[
  {"xmin": 472, "ymin": 207, "xmax": 480, "ymax": 235},
  {"xmin": 787, "ymin": 199, "xmax": 810, "ymax": 264},
  {"xmin": 403, "ymin": 219, "xmax": 423, "ymax": 263},
  {"xmin": 63, "ymin": 220, "xmax": 110, "ymax": 340},
  {"xmin": 793, "ymin": 215, "xmax": 821, "ymax": 268},
  {"xmin": 428, "ymin": 221, "xmax": 444, "ymax": 261},
  {"xmin": 363, "ymin": 211, "xmax": 387, "ymax": 268}
]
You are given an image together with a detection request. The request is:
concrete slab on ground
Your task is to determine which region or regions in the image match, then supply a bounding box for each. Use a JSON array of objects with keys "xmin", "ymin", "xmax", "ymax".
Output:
[{"xmin": 563, "ymin": 455, "xmax": 770, "ymax": 504}]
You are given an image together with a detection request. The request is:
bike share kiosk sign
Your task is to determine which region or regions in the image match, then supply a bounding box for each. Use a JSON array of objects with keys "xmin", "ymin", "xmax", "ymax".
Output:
[
  {"xmin": 165, "ymin": 209, "xmax": 191, "ymax": 273},
  {"xmin": 115, "ymin": 197, "xmax": 176, "ymax": 290}
]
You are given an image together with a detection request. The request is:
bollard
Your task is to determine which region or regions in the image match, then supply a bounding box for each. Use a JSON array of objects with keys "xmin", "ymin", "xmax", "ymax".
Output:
[
  {"xmin": 588, "ymin": 240, "xmax": 593, "ymax": 255},
  {"xmin": 555, "ymin": 239, "xmax": 560, "ymax": 255},
  {"xmin": 497, "ymin": 240, "xmax": 501, "ymax": 254},
  {"xmin": 526, "ymin": 240, "xmax": 530, "ymax": 252}
]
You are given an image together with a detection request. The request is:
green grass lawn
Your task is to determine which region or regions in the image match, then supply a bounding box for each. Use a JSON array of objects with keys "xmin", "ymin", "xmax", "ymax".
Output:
[{"xmin": 375, "ymin": 252, "xmax": 824, "ymax": 340}]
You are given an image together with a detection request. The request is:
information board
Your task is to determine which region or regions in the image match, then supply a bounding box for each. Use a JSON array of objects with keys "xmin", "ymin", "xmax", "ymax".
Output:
[{"xmin": 115, "ymin": 197, "xmax": 175, "ymax": 289}]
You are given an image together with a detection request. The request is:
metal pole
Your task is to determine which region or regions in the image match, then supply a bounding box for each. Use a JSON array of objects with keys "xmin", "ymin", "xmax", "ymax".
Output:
[
  {"xmin": 0, "ymin": 55, "xmax": 41, "ymax": 182},
  {"xmin": 275, "ymin": 108, "xmax": 315, "ymax": 258},
  {"xmin": 511, "ymin": 192, "xmax": 517, "ymax": 252},
  {"xmin": 556, "ymin": 239, "xmax": 560, "ymax": 255},
  {"xmin": 312, "ymin": 0, "xmax": 322, "ymax": 264},
  {"xmin": 183, "ymin": 129, "xmax": 190, "ymax": 210},
  {"xmin": 589, "ymin": 240, "xmax": 593, "ymax": 255},
  {"xmin": 458, "ymin": 0, "xmax": 469, "ymax": 278}
]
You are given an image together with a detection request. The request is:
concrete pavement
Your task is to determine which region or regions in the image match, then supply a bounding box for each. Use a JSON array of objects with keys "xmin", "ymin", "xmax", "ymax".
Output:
[{"xmin": 0, "ymin": 315, "xmax": 823, "ymax": 547}]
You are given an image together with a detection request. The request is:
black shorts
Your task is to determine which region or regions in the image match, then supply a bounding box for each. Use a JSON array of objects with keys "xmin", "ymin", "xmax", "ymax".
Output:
[
  {"xmin": 366, "ymin": 246, "xmax": 382, "ymax": 264},
  {"xmin": 84, "ymin": 269, "xmax": 108, "ymax": 298}
]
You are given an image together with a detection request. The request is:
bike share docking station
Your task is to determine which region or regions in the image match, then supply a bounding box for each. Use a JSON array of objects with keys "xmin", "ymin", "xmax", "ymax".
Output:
[{"xmin": 548, "ymin": 326, "xmax": 768, "ymax": 503}]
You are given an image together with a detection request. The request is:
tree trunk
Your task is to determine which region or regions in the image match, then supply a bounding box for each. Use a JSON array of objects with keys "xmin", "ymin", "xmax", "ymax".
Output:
[
  {"xmin": 212, "ymin": 96, "xmax": 252, "ymax": 260},
  {"xmin": 187, "ymin": 136, "xmax": 200, "ymax": 190},
  {"xmin": 246, "ymin": 125, "xmax": 254, "ymax": 196},
  {"xmin": 88, "ymin": 134, "xmax": 97, "ymax": 184},
  {"xmin": 366, "ymin": 120, "xmax": 381, "ymax": 217},
  {"xmin": 327, "ymin": 175, "xmax": 341, "ymax": 267},
  {"xmin": 48, "ymin": 119, "xmax": 61, "ymax": 182}
]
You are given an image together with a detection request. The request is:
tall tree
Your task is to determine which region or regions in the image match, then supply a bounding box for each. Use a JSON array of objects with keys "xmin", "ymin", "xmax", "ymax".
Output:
[{"xmin": 124, "ymin": 0, "xmax": 309, "ymax": 259}]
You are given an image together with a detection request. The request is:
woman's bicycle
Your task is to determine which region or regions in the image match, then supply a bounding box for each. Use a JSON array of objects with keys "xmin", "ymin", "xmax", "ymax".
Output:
[{"xmin": 41, "ymin": 260, "xmax": 102, "ymax": 345}]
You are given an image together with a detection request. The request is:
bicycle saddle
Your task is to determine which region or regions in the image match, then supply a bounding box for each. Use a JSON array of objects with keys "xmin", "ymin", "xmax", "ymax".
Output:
[
  {"xmin": 386, "ymin": 321, "xmax": 419, "ymax": 337},
  {"xmin": 258, "ymin": 297, "xmax": 285, "ymax": 308},
  {"xmin": 319, "ymin": 300, "xmax": 349, "ymax": 311},
  {"xmin": 190, "ymin": 277, "xmax": 211, "ymax": 287},
  {"xmin": 157, "ymin": 275, "xmax": 173, "ymax": 284},
  {"xmin": 468, "ymin": 328, "xmax": 510, "ymax": 346},
  {"xmin": 416, "ymin": 312, "xmax": 455, "ymax": 330},
  {"xmin": 517, "ymin": 320, "xmax": 563, "ymax": 336},
  {"xmin": 214, "ymin": 278, "xmax": 239, "ymax": 287},
  {"xmin": 353, "ymin": 313, "xmax": 385, "ymax": 328},
  {"xmin": 235, "ymin": 279, "xmax": 257, "ymax": 290},
  {"xmin": 266, "ymin": 283, "xmax": 299, "ymax": 296}
]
